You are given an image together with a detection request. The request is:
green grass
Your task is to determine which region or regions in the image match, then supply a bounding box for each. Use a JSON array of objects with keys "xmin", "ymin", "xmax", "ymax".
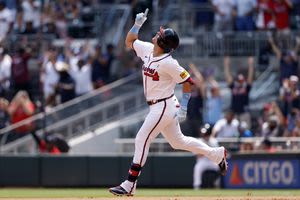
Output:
[{"xmin": 0, "ymin": 188, "xmax": 300, "ymax": 198}]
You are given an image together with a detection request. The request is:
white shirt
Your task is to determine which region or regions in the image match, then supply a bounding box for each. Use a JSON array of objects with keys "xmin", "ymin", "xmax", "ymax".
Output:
[
  {"xmin": 133, "ymin": 40, "xmax": 190, "ymax": 101},
  {"xmin": 233, "ymin": 0, "xmax": 257, "ymax": 17},
  {"xmin": 22, "ymin": 0, "xmax": 40, "ymax": 27},
  {"xmin": 0, "ymin": 54, "xmax": 12, "ymax": 89},
  {"xmin": 70, "ymin": 64, "xmax": 93, "ymax": 95},
  {"xmin": 213, "ymin": 118, "xmax": 239, "ymax": 137},
  {"xmin": 212, "ymin": 0, "xmax": 235, "ymax": 21},
  {"xmin": 42, "ymin": 61, "xmax": 59, "ymax": 99},
  {"xmin": 0, "ymin": 8, "xmax": 13, "ymax": 41}
]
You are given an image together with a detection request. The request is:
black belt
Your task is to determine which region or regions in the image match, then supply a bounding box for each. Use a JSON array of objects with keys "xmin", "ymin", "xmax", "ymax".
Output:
[{"xmin": 147, "ymin": 94, "xmax": 174, "ymax": 106}]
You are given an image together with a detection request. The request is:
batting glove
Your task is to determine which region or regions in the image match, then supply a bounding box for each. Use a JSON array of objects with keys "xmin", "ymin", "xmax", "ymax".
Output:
[
  {"xmin": 177, "ymin": 107, "xmax": 187, "ymax": 123},
  {"xmin": 135, "ymin": 9, "xmax": 148, "ymax": 27}
]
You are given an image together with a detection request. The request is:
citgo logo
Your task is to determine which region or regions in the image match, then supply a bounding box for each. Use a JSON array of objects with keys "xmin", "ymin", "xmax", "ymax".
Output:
[
  {"xmin": 229, "ymin": 161, "xmax": 295, "ymax": 186},
  {"xmin": 230, "ymin": 163, "xmax": 244, "ymax": 185}
]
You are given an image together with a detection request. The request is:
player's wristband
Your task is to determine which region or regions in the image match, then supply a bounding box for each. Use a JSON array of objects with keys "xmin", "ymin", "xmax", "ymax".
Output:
[
  {"xmin": 180, "ymin": 93, "xmax": 191, "ymax": 111},
  {"xmin": 129, "ymin": 24, "xmax": 141, "ymax": 35}
]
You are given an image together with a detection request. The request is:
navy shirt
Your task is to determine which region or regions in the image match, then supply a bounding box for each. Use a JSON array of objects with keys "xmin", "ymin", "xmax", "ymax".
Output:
[
  {"xmin": 58, "ymin": 73, "xmax": 76, "ymax": 103},
  {"xmin": 230, "ymin": 81, "xmax": 251, "ymax": 114}
]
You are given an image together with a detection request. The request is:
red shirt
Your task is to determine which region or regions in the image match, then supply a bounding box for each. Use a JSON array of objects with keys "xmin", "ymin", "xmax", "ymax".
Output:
[
  {"xmin": 272, "ymin": 1, "xmax": 290, "ymax": 30},
  {"xmin": 11, "ymin": 53, "xmax": 31, "ymax": 85},
  {"xmin": 11, "ymin": 102, "xmax": 35, "ymax": 133},
  {"xmin": 257, "ymin": 0, "xmax": 274, "ymax": 28},
  {"xmin": 39, "ymin": 140, "xmax": 61, "ymax": 154}
]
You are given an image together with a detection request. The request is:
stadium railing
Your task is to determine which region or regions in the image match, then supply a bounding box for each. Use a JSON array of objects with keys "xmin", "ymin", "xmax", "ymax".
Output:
[
  {"xmin": 114, "ymin": 137, "xmax": 300, "ymax": 154},
  {"xmin": 0, "ymin": 72, "xmax": 145, "ymax": 153}
]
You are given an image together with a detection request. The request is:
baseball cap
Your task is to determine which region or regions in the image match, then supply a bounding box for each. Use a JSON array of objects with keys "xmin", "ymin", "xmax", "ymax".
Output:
[
  {"xmin": 55, "ymin": 61, "xmax": 69, "ymax": 72},
  {"xmin": 289, "ymin": 75, "xmax": 299, "ymax": 82}
]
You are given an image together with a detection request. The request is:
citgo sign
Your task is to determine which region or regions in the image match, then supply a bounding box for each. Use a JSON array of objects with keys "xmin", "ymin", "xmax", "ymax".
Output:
[{"xmin": 224, "ymin": 159, "xmax": 300, "ymax": 188}]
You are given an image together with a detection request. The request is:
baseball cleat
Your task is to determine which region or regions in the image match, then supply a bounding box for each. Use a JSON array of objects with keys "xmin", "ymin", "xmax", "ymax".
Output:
[
  {"xmin": 218, "ymin": 148, "xmax": 228, "ymax": 176},
  {"xmin": 109, "ymin": 186, "xmax": 133, "ymax": 196}
]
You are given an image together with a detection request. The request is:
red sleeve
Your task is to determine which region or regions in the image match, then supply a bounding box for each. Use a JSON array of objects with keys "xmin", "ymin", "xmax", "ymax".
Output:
[
  {"xmin": 39, "ymin": 140, "xmax": 47, "ymax": 152},
  {"xmin": 50, "ymin": 147, "xmax": 61, "ymax": 154},
  {"xmin": 28, "ymin": 102, "xmax": 35, "ymax": 113}
]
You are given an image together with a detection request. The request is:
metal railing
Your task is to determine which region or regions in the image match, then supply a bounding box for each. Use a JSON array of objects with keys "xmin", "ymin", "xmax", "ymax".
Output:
[
  {"xmin": 174, "ymin": 31, "xmax": 300, "ymax": 58},
  {"xmin": 0, "ymin": 72, "xmax": 145, "ymax": 152},
  {"xmin": 114, "ymin": 137, "xmax": 300, "ymax": 154}
]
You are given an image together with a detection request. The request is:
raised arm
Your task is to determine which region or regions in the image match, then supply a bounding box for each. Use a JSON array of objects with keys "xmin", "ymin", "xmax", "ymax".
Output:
[
  {"xmin": 284, "ymin": 0, "xmax": 293, "ymax": 9},
  {"xmin": 189, "ymin": 63, "xmax": 206, "ymax": 97},
  {"xmin": 268, "ymin": 36, "xmax": 281, "ymax": 59},
  {"xmin": 293, "ymin": 36, "xmax": 300, "ymax": 54},
  {"xmin": 125, "ymin": 9, "xmax": 148, "ymax": 49},
  {"xmin": 224, "ymin": 56, "xmax": 233, "ymax": 84},
  {"xmin": 247, "ymin": 56, "xmax": 255, "ymax": 84}
]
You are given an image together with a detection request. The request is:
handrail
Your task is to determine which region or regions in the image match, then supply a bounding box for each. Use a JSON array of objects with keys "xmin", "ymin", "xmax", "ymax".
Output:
[
  {"xmin": 115, "ymin": 137, "xmax": 300, "ymax": 144},
  {"xmin": 0, "ymin": 72, "xmax": 141, "ymax": 135}
]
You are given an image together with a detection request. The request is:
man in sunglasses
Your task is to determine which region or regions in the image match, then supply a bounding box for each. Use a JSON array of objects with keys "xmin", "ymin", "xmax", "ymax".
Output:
[{"xmin": 109, "ymin": 9, "xmax": 228, "ymax": 196}]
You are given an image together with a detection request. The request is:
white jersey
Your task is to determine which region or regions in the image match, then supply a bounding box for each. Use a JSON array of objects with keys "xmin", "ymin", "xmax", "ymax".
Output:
[{"xmin": 133, "ymin": 39, "xmax": 190, "ymax": 101}]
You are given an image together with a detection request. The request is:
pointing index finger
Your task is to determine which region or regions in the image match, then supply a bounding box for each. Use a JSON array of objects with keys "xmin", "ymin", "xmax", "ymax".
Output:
[{"xmin": 144, "ymin": 8, "xmax": 149, "ymax": 17}]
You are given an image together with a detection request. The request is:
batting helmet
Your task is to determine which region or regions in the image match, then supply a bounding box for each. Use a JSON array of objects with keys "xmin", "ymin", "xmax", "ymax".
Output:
[{"xmin": 157, "ymin": 26, "xmax": 179, "ymax": 53}]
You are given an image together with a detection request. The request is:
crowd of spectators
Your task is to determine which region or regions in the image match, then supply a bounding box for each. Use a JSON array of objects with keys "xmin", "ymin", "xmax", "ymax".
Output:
[
  {"xmin": 0, "ymin": 1, "xmax": 299, "ymax": 154},
  {"xmin": 193, "ymin": 0, "xmax": 300, "ymax": 32},
  {"xmin": 184, "ymin": 37, "xmax": 300, "ymax": 153}
]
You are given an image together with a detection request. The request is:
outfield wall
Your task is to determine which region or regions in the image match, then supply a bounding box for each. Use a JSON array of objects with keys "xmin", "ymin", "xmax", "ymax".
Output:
[{"xmin": 0, "ymin": 153, "xmax": 299, "ymax": 188}]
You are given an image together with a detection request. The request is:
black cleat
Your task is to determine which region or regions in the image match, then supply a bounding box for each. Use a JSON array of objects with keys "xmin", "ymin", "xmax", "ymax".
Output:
[
  {"xmin": 218, "ymin": 148, "xmax": 228, "ymax": 176},
  {"xmin": 109, "ymin": 186, "xmax": 133, "ymax": 196}
]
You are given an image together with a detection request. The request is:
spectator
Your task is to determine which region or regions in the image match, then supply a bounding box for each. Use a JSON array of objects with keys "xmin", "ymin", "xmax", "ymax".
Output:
[
  {"xmin": 189, "ymin": 63, "xmax": 222, "ymax": 127},
  {"xmin": 41, "ymin": 2, "xmax": 56, "ymax": 35},
  {"xmin": 41, "ymin": 47, "xmax": 59, "ymax": 108},
  {"xmin": 55, "ymin": 61, "xmax": 75, "ymax": 103},
  {"xmin": 55, "ymin": 11, "xmax": 67, "ymax": 38},
  {"xmin": 279, "ymin": 75, "xmax": 300, "ymax": 116},
  {"xmin": 91, "ymin": 44, "xmax": 107, "ymax": 89},
  {"xmin": 191, "ymin": 0, "xmax": 214, "ymax": 31},
  {"xmin": 181, "ymin": 63, "xmax": 205, "ymax": 137},
  {"xmin": 211, "ymin": 0, "xmax": 235, "ymax": 31},
  {"xmin": 11, "ymin": 47, "xmax": 31, "ymax": 96},
  {"xmin": 224, "ymin": 56, "xmax": 254, "ymax": 128},
  {"xmin": 0, "ymin": 47, "xmax": 11, "ymax": 98},
  {"xmin": 238, "ymin": 121, "xmax": 253, "ymax": 137},
  {"xmin": 212, "ymin": 109, "xmax": 239, "ymax": 138},
  {"xmin": 103, "ymin": 43, "xmax": 115, "ymax": 83},
  {"xmin": 286, "ymin": 108, "xmax": 300, "ymax": 135},
  {"xmin": 272, "ymin": 0, "xmax": 293, "ymax": 33},
  {"xmin": 260, "ymin": 138, "xmax": 277, "ymax": 152},
  {"xmin": 261, "ymin": 102, "xmax": 285, "ymax": 137},
  {"xmin": 232, "ymin": 0, "xmax": 257, "ymax": 31},
  {"xmin": 291, "ymin": 115, "xmax": 300, "ymax": 137},
  {"xmin": 70, "ymin": 57, "xmax": 93, "ymax": 96},
  {"xmin": 20, "ymin": 0, "xmax": 40, "ymax": 34},
  {"xmin": 256, "ymin": 0, "xmax": 275, "ymax": 30},
  {"xmin": 193, "ymin": 124, "xmax": 220, "ymax": 189},
  {"xmin": 268, "ymin": 35, "xmax": 300, "ymax": 83},
  {"xmin": 31, "ymin": 132, "xmax": 70, "ymax": 154},
  {"xmin": 0, "ymin": 97, "xmax": 9, "ymax": 129},
  {"xmin": 6, "ymin": 90, "xmax": 35, "ymax": 142},
  {"xmin": 204, "ymin": 76, "xmax": 222, "ymax": 126},
  {"xmin": 0, "ymin": 0, "xmax": 14, "ymax": 43}
]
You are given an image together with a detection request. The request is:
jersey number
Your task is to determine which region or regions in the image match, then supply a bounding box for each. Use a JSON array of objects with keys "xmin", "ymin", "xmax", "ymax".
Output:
[{"xmin": 144, "ymin": 71, "xmax": 160, "ymax": 81}]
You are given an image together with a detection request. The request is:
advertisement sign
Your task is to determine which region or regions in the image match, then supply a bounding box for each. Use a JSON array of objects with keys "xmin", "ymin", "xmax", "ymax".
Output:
[{"xmin": 224, "ymin": 159, "xmax": 300, "ymax": 188}]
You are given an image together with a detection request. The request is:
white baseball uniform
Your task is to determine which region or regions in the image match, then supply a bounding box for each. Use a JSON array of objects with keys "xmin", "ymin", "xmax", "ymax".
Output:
[{"xmin": 120, "ymin": 39, "xmax": 225, "ymax": 194}]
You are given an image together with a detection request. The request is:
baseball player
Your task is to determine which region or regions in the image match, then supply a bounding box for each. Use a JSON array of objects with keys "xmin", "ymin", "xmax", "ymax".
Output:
[{"xmin": 109, "ymin": 9, "xmax": 228, "ymax": 196}]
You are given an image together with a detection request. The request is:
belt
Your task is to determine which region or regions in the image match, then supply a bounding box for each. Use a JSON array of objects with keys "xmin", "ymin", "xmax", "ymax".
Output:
[{"xmin": 147, "ymin": 94, "xmax": 174, "ymax": 106}]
